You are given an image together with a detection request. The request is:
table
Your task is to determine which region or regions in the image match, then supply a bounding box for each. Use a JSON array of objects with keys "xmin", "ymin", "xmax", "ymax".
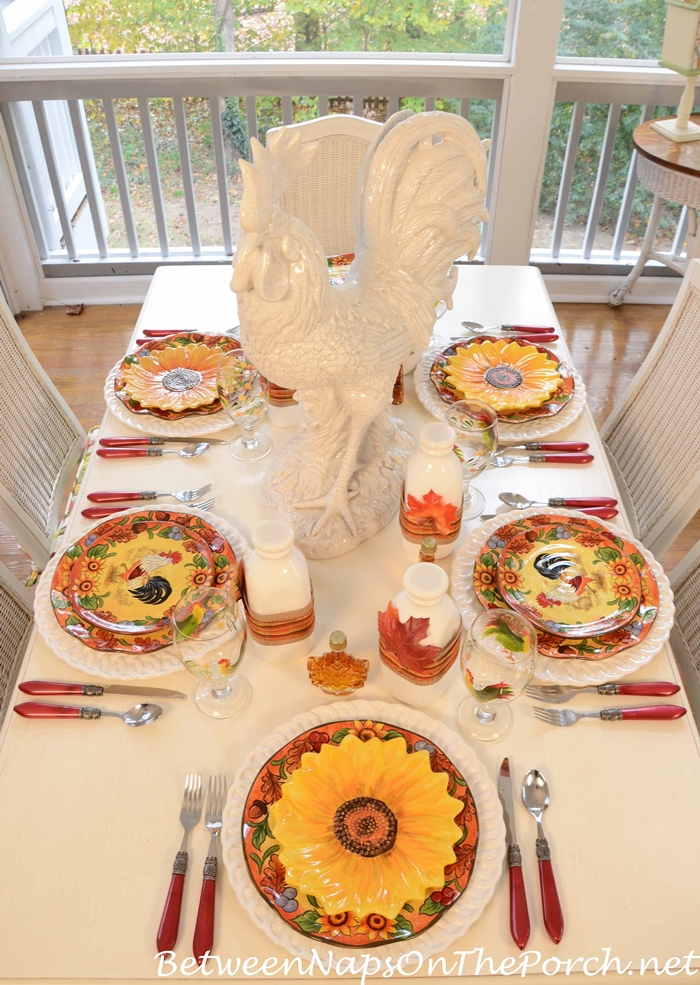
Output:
[
  {"xmin": 610, "ymin": 116, "xmax": 700, "ymax": 306},
  {"xmin": 1, "ymin": 264, "xmax": 699, "ymax": 984}
]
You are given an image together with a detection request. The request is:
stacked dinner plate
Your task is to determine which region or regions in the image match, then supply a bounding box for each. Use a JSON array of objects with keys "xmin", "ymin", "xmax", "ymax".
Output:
[
  {"xmin": 34, "ymin": 507, "xmax": 248, "ymax": 679},
  {"xmin": 104, "ymin": 333, "xmax": 241, "ymax": 437},
  {"xmin": 415, "ymin": 335, "xmax": 587, "ymax": 441},
  {"xmin": 452, "ymin": 508, "xmax": 674, "ymax": 686}
]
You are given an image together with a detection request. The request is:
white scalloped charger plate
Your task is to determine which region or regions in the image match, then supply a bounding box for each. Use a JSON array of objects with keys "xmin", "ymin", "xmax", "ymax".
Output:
[
  {"xmin": 414, "ymin": 340, "xmax": 587, "ymax": 443},
  {"xmin": 222, "ymin": 699, "xmax": 505, "ymax": 965},
  {"xmin": 34, "ymin": 506, "xmax": 249, "ymax": 680},
  {"xmin": 451, "ymin": 508, "xmax": 674, "ymax": 685},
  {"xmin": 104, "ymin": 361, "xmax": 235, "ymax": 438}
]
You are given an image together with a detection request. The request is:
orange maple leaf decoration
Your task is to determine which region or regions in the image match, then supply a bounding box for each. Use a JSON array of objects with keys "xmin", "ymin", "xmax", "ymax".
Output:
[
  {"xmin": 260, "ymin": 855, "xmax": 286, "ymax": 895},
  {"xmin": 405, "ymin": 490, "xmax": 460, "ymax": 536},
  {"xmin": 377, "ymin": 601, "xmax": 443, "ymax": 673}
]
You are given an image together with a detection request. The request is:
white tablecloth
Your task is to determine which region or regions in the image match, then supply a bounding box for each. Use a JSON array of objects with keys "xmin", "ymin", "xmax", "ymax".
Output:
[{"xmin": 1, "ymin": 264, "xmax": 699, "ymax": 983}]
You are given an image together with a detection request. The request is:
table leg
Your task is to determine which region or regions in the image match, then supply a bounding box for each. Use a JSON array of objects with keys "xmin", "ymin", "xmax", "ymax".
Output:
[
  {"xmin": 685, "ymin": 208, "xmax": 700, "ymax": 263},
  {"xmin": 609, "ymin": 193, "xmax": 666, "ymax": 306}
]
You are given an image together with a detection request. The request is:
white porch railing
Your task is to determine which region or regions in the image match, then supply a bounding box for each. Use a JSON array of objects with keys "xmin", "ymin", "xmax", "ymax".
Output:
[{"xmin": 0, "ymin": 48, "xmax": 696, "ymax": 306}]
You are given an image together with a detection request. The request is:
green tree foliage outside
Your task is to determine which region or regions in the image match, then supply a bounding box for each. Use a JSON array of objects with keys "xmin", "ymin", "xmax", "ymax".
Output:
[{"xmin": 64, "ymin": 0, "xmax": 680, "ymax": 253}]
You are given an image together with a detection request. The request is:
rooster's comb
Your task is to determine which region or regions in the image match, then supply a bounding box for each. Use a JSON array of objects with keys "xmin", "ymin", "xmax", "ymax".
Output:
[{"xmin": 239, "ymin": 127, "xmax": 318, "ymax": 235}]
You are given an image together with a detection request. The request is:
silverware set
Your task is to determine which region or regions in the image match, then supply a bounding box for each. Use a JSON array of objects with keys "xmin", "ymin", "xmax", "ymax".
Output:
[
  {"xmin": 97, "ymin": 441, "xmax": 210, "ymax": 460},
  {"xmin": 455, "ymin": 321, "xmax": 560, "ymax": 343},
  {"xmin": 529, "ymin": 680, "xmax": 687, "ymax": 727},
  {"xmin": 481, "ymin": 490, "xmax": 619, "ymax": 521},
  {"xmin": 13, "ymin": 680, "xmax": 186, "ymax": 726},
  {"xmin": 498, "ymin": 758, "xmax": 564, "ymax": 949},
  {"xmin": 82, "ymin": 483, "xmax": 214, "ymax": 519},
  {"xmin": 157, "ymin": 774, "xmax": 227, "ymax": 966}
]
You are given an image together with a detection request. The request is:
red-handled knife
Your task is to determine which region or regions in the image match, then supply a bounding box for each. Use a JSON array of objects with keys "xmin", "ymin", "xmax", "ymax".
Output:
[
  {"xmin": 19, "ymin": 680, "xmax": 185, "ymax": 698},
  {"xmin": 482, "ymin": 507, "xmax": 618, "ymax": 521},
  {"xmin": 100, "ymin": 437, "xmax": 227, "ymax": 447},
  {"xmin": 498, "ymin": 758, "xmax": 530, "ymax": 950},
  {"xmin": 503, "ymin": 442, "xmax": 590, "ymax": 452},
  {"xmin": 97, "ymin": 446, "xmax": 208, "ymax": 459}
]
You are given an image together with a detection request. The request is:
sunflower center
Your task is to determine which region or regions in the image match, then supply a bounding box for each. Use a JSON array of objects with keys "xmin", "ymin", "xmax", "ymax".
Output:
[
  {"xmin": 484, "ymin": 364, "xmax": 523, "ymax": 390},
  {"xmin": 161, "ymin": 368, "xmax": 203, "ymax": 392},
  {"xmin": 333, "ymin": 797, "xmax": 397, "ymax": 857}
]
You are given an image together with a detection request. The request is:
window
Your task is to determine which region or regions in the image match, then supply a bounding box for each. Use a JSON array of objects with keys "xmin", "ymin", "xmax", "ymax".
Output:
[
  {"xmin": 64, "ymin": 0, "xmax": 512, "ymax": 56},
  {"xmin": 557, "ymin": 0, "xmax": 664, "ymax": 60}
]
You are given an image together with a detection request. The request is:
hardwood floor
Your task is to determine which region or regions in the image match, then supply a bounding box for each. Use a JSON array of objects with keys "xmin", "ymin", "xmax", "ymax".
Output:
[{"xmin": 3, "ymin": 300, "xmax": 698, "ymax": 578}]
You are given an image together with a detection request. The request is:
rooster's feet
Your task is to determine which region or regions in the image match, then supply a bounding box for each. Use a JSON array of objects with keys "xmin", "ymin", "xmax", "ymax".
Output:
[{"xmin": 297, "ymin": 486, "xmax": 358, "ymax": 537}]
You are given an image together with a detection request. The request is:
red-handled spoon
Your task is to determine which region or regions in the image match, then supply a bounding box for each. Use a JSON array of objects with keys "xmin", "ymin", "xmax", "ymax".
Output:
[
  {"xmin": 13, "ymin": 702, "xmax": 162, "ymax": 726},
  {"xmin": 522, "ymin": 770, "xmax": 564, "ymax": 945},
  {"xmin": 97, "ymin": 442, "xmax": 208, "ymax": 459}
]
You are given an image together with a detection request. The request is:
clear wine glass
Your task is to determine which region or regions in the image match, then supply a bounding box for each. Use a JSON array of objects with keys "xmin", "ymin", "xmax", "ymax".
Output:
[
  {"xmin": 171, "ymin": 586, "xmax": 252, "ymax": 720},
  {"xmin": 217, "ymin": 350, "xmax": 272, "ymax": 461},
  {"xmin": 445, "ymin": 398, "xmax": 498, "ymax": 520},
  {"xmin": 457, "ymin": 609, "xmax": 537, "ymax": 742}
]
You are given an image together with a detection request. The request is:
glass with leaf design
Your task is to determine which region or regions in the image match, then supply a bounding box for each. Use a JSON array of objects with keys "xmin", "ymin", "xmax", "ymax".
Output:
[
  {"xmin": 445, "ymin": 399, "xmax": 498, "ymax": 520},
  {"xmin": 171, "ymin": 586, "xmax": 251, "ymax": 719},
  {"xmin": 217, "ymin": 349, "xmax": 272, "ymax": 462},
  {"xmin": 457, "ymin": 609, "xmax": 537, "ymax": 742}
]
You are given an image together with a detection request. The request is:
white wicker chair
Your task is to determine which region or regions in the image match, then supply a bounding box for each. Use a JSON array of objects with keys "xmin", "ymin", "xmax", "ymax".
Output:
[
  {"xmin": 0, "ymin": 291, "xmax": 86, "ymax": 570},
  {"xmin": 600, "ymin": 258, "xmax": 700, "ymax": 557},
  {"xmin": 267, "ymin": 114, "xmax": 382, "ymax": 257},
  {"xmin": 0, "ymin": 560, "xmax": 33, "ymax": 727},
  {"xmin": 669, "ymin": 540, "xmax": 700, "ymax": 725}
]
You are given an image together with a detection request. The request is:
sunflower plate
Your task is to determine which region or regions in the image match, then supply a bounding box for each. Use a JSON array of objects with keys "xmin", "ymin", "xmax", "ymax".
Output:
[
  {"xmin": 467, "ymin": 513, "xmax": 662, "ymax": 662},
  {"xmin": 50, "ymin": 509, "xmax": 238, "ymax": 654},
  {"xmin": 114, "ymin": 333, "xmax": 241, "ymax": 420},
  {"xmin": 240, "ymin": 719, "xmax": 478, "ymax": 949},
  {"xmin": 429, "ymin": 337, "xmax": 574, "ymax": 422}
]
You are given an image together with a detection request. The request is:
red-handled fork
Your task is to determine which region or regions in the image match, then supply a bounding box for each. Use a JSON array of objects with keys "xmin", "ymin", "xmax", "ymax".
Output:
[
  {"xmin": 193, "ymin": 775, "xmax": 227, "ymax": 966},
  {"xmin": 82, "ymin": 497, "xmax": 214, "ymax": 520},
  {"xmin": 490, "ymin": 453, "xmax": 594, "ymax": 468},
  {"xmin": 501, "ymin": 442, "xmax": 589, "ymax": 452},
  {"xmin": 87, "ymin": 483, "xmax": 212, "ymax": 504},
  {"xmin": 157, "ymin": 775, "xmax": 203, "ymax": 954}
]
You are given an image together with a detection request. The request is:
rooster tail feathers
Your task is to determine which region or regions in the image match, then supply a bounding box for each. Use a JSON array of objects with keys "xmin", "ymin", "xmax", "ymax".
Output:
[{"xmin": 354, "ymin": 111, "xmax": 489, "ymax": 351}]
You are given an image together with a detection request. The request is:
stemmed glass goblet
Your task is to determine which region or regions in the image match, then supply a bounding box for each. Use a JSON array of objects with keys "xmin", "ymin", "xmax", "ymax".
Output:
[
  {"xmin": 457, "ymin": 609, "xmax": 537, "ymax": 742},
  {"xmin": 445, "ymin": 398, "xmax": 498, "ymax": 520},
  {"xmin": 217, "ymin": 350, "xmax": 272, "ymax": 461},
  {"xmin": 171, "ymin": 586, "xmax": 252, "ymax": 720}
]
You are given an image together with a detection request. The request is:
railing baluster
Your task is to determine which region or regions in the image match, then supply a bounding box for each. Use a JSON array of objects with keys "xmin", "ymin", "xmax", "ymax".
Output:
[
  {"xmin": 672, "ymin": 206, "xmax": 689, "ymax": 260},
  {"xmin": 138, "ymin": 97, "xmax": 169, "ymax": 258},
  {"xmin": 388, "ymin": 96, "xmax": 400, "ymax": 116},
  {"xmin": 32, "ymin": 100, "xmax": 77, "ymax": 260},
  {"xmin": 480, "ymin": 98, "xmax": 502, "ymax": 259},
  {"xmin": 551, "ymin": 101, "xmax": 585, "ymax": 260},
  {"xmin": 353, "ymin": 96, "xmax": 363, "ymax": 116},
  {"xmin": 67, "ymin": 99, "xmax": 108, "ymax": 259},
  {"xmin": 173, "ymin": 97, "xmax": 201, "ymax": 257},
  {"xmin": 459, "ymin": 98, "xmax": 471, "ymax": 121},
  {"xmin": 245, "ymin": 96, "xmax": 258, "ymax": 150},
  {"xmin": 282, "ymin": 96, "xmax": 293, "ymax": 126},
  {"xmin": 103, "ymin": 99, "xmax": 139, "ymax": 259},
  {"xmin": 582, "ymin": 102, "xmax": 622, "ymax": 260},
  {"xmin": 611, "ymin": 104, "xmax": 654, "ymax": 261},
  {"xmin": 317, "ymin": 97, "xmax": 329, "ymax": 117},
  {"xmin": 425, "ymin": 97, "xmax": 435, "ymax": 112},
  {"xmin": 0, "ymin": 102, "xmax": 49, "ymax": 261},
  {"xmin": 209, "ymin": 97, "xmax": 233, "ymax": 256}
]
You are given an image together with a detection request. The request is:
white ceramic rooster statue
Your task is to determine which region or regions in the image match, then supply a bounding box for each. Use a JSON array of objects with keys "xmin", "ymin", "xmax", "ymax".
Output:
[{"xmin": 232, "ymin": 110, "xmax": 489, "ymax": 559}]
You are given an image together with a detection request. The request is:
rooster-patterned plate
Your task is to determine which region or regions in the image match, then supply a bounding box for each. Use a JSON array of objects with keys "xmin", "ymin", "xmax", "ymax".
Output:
[
  {"xmin": 472, "ymin": 514, "xmax": 659, "ymax": 659},
  {"xmin": 67, "ymin": 518, "xmax": 217, "ymax": 636},
  {"xmin": 51, "ymin": 510, "xmax": 238, "ymax": 653}
]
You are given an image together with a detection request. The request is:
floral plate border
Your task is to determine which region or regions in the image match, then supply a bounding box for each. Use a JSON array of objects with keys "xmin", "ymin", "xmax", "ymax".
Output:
[
  {"xmin": 414, "ymin": 339, "xmax": 587, "ymax": 443},
  {"xmin": 34, "ymin": 506, "xmax": 249, "ymax": 679},
  {"xmin": 222, "ymin": 699, "xmax": 505, "ymax": 965},
  {"xmin": 451, "ymin": 508, "xmax": 674, "ymax": 685},
  {"xmin": 104, "ymin": 361, "xmax": 235, "ymax": 438}
]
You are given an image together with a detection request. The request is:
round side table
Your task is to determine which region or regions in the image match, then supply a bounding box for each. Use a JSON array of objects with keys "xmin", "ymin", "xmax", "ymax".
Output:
[{"xmin": 609, "ymin": 115, "xmax": 700, "ymax": 306}]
